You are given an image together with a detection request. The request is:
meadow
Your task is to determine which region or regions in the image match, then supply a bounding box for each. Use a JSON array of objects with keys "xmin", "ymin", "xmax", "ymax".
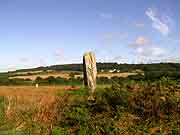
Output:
[
  {"xmin": 0, "ymin": 77, "xmax": 179, "ymax": 135},
  {"xmin": 0, "ymin": 63, "xmax": 180, "ymax": 134}
]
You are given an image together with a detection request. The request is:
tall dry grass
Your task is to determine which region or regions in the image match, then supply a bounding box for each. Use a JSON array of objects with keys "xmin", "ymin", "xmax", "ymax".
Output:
[{"xmin": 0, "ymin": 86, "xmax": 75, "ymax": 134}]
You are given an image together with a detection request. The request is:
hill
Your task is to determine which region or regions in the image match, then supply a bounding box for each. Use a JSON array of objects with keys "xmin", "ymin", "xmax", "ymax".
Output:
[
  {"xmin": 1, "ymin": 62, "xmax": 180, "ymax": 86},
  {"xmin": 5, "ymin": 62, "xmax": 180, "ymax": 73}
]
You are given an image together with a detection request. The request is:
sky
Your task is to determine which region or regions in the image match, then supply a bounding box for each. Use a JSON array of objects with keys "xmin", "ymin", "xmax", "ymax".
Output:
[{"xmin": 0, "ymin": 0, "xmax": 180, "ymax": 72}]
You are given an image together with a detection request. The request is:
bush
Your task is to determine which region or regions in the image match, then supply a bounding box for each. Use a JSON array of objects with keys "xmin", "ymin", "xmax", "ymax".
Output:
[{"xmin": 56, "ymin": 78, "xmax": 180, "ymax": 134}]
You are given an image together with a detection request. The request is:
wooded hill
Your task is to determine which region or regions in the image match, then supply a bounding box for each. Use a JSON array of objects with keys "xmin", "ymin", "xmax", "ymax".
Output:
[
  {"xmin": 1, "ymin": 62, "xmax": 180, "ymax": 85},
  {"xmin": 7, "ymin": 62, "xmax": 180, "ymax": 73}
]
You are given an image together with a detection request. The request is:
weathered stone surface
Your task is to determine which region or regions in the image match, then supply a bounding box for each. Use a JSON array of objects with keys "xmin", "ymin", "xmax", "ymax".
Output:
[{"xmin": 83, "ymin": 52, "xmax": 97, "ymax": 94}]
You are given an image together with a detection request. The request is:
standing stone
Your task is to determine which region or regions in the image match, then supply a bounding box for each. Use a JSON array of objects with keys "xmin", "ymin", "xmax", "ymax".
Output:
[{"xmin": 83, "ymin": 52, "xmax": 97, "ymax": 94}]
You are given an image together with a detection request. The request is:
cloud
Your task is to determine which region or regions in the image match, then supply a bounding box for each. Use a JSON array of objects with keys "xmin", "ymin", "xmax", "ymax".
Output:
[
  {"xmin": 134, "ymin": 47, "xmax": 167, "ymax": 58},
  {"xmin": 101, "ymin": 32, "xmax": 128, "ymax": 45},
  {"xmin": 103, "ymin": 32, "xmax": 128, "ymax": 40},
  {"xmin": 19, "ymin": 57, "xmax": 29, "ymax": 63},
  {"xmin": 111, "ymin": 56, "xmax": 129, "ymax": 63},
  {"xmin": 132, "ymin": 46, "xmax": 167, "ymax": 63},
  {"xmin": 5, "ymin": 65, "xmax": 17, "ymax": 72},
  {"xmin": 54, "ymin": 48, "xmax": 64, "ymax": 59},
  {"xmin": 39, "ymin": 58, "xmax": 47, "ymax": 66},
  {"xmin": 167, "ymin": 37, "xmax": 180, "ymax": 44},
  {"xmin": 165, "ymin": 57, "xmax": 180, "ymax": 63},
  {"xmin": 146, "ymin": 8, "xmax": 171, "ymax": 36},
  {"xmin": 129, "ymin": 36, "xmax": 148, "ymax": 48},
  {"xmin": 99, "ymin": 13, "xmax": 112, "ymax": 19},
  {"xmin": 135, "ymin": 36, "xmax": 148, "ymax": 45},
  {"xmin": 135, "ymin": 22, "xmax": 145, "ymax": 28}
]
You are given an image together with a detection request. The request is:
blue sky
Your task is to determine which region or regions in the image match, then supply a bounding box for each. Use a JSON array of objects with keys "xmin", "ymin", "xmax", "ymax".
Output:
[{"xmin": 0, "ymin": 0, "xmax": 180, "ymax": 71}]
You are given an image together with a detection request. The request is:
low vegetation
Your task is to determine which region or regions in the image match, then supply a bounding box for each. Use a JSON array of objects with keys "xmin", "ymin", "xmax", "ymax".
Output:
[
  {"xmin": 0, "ymin": 77, "xmax": 179, "ymax": 135},
  {"xmin": 0, "ymin": 63, "xmax": 179, "ymax": 134}
]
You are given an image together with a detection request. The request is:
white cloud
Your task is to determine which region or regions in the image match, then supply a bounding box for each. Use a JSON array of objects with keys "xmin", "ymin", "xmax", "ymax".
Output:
[
  {"xmin": 134, "ymin": 47, "xmax": 167, "ymax": 58},
  {"xmin": 129, "ymin": 36, "xmax": 148, "ymax": 48},
  {"xmin": 103, "ymin": 32, "xmax": 128, "ymax": 40},
  {"xmin": 165, "ymin": 57, "xmax": 180, "ymax": 63},
  {"xmin": 54, "ymin": 48, "xmax": 64, "ymax": 60},
  {"xmin": 135, "ymin": 36, "xmax": 148, "ymax": 45},
  {"xmin": 146, "ymin": 8, "xmax": 171, "ymax": 36},
  {"xmin": 39, "ymin": 58, "xmax": 47, "ymax": 66},
  {"xmin": 135, "ymin": 22, "xmax": 145, "ymax": 28},
  {"xmin": 111, "ymin": 56, "xmax": 129, "ymax": 63},
  {"xmin": 19, "ymin": 57, "xmax": 29, "ymax": 62},
  {"xmin": 133, "ymin": 46, "xmax": 167, "ymax": 63}
]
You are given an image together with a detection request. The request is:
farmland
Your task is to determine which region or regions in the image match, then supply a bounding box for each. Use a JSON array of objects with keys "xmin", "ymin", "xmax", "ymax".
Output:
[
  {"xmin": 0, "ymin": 78, "xmax": 179, "ymax": 134},
  {"xmin": 9, "ymin": 71, "xmax": 139, "ymax": 80},
  {"xmin": 0, "ymin": 63, "xmax": 179, "ymax": 134}
]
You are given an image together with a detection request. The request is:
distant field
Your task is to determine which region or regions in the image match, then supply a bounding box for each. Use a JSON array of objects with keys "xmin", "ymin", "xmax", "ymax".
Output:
[
  {"xmin": 98, "ymin": 72, "xmax": 138, "ymax": 78},
  {"xmin": 9, "ymin": 71, "xmax": 140, "ymax": 80},
  {"xmin": 10, "ymin": 73, "xmax": 70, "ymax": 80},
  {"xmin": 75, "ymin": 72, "xmax": 139, "ymax": 79}
]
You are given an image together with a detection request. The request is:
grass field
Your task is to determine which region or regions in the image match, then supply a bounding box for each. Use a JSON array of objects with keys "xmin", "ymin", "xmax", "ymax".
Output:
[
  {"xmin": 0, "ymin": 86, "xmax": 80, "ymax": 135},
  {"xmin": 9, "ymin": 70, "xmax": 140, "ymax": 80},
  {"xmin": 0, "ymin": 86, "xmax": 79, "ymax": 96},
  {"xmin": 0, "ymin": 78, "xmax": 179, "ymax": 135},
  {"xmin": 9, "ymin": 72, "xmax": 71, "ymax": 80}
]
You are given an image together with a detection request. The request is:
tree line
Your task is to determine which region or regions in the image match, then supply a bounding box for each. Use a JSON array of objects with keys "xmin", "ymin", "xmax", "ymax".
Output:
[{"xmin": 7, "ymin": 62, "xmax": 180, "ymax": 73}]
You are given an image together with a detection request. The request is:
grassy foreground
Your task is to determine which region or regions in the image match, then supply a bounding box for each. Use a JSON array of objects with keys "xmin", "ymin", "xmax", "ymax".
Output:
[{"xmin": 0, "ymin": 78, "xmax": 179, "ymax": 135}]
